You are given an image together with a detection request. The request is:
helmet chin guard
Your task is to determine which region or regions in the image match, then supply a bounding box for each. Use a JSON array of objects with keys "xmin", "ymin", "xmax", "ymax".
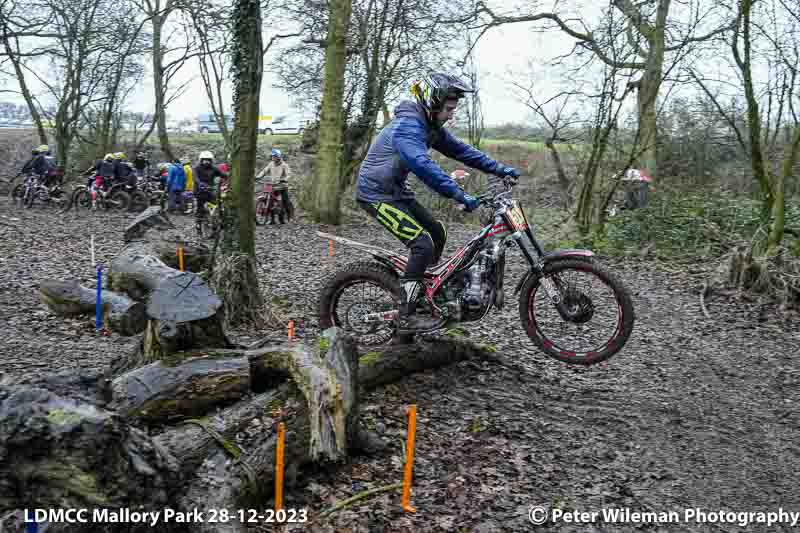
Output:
[{"xmin": 411, "ymin": 73, "xmax": 474, "ymax": 116}]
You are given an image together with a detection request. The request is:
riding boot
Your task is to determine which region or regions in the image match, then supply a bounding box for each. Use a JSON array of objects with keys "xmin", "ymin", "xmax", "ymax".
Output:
[{"xmin": 397, "ymin": 279, "xmax": 440, "ymax": 333}]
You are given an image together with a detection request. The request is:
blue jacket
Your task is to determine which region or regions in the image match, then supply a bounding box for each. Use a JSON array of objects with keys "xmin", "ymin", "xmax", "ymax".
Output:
[
  {"xmin": 356, "ymin": 100, "xmax": 500, "ymax": 204},
  {"xmin": 166, "ymin": 164, "xmax": 186, "ymax": 192}
]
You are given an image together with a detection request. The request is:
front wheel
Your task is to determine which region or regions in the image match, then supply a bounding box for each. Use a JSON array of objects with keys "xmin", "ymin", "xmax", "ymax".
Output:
[
  {"xmin": 11, "ymin": 183, "xmax": 24, "ymax": 206},
  {"xmin": 74, "ymin": 188, "xmax": 92, "ymax": 211},
  {"xmin": 319, "ymin": 261, "xmax": 400, "ymax": 347},
  {"xmin": 519, "ymin": 258, "xmax": 634, "ymax": 365},
  {"xmin": 255, "ymin": 198, "xmax": 269, "ymax": 225}
]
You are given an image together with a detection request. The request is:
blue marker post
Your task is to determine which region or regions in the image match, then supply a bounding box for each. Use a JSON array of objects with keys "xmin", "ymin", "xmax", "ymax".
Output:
[
  {"xmin": 96, "ymin": 264, "xmax": 103, "ymax": 331},
  {"xmin": 91, "ymin": 234, "xmax": 103, "ymax": 332}
]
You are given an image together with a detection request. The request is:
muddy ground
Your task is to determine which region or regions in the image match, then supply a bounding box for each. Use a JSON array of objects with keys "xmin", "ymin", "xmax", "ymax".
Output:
[{"xmin": 1, "ymin": 197, "xmax": 799, "ymax": 533}]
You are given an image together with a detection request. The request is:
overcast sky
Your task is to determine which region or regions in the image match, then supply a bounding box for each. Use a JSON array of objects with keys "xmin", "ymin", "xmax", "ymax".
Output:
[{"xmin": 119, "ymin": 20, "xmax": 559, "ymax": 126}]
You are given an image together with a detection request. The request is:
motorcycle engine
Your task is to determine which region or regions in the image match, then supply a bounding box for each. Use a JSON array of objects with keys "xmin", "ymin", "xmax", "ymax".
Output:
[{"xmin": 436, "ymin": 258, "xmax": 493, "ymax": 322}]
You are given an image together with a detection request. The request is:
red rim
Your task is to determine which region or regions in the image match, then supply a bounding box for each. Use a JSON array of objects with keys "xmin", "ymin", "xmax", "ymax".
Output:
[{"xmin": 527, "ymin": 265, "xmax": 625, "ymax": 360}]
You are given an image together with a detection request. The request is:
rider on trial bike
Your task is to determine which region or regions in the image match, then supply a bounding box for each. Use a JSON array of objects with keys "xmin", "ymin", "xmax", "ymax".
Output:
[
  {"xmin": 355, "ymin": 72, "xmax": 520, "ymax": 333},
  {"xmin": 193, "ymin": 151, "xmax": 228, "ymax": 236},
  {"xmin": 256, "ymin": 148, "xmax": 293, "ymax": 223},
  {"xmin": 84, "ymin": 153, "xmax": 117, "ymax": 209}
]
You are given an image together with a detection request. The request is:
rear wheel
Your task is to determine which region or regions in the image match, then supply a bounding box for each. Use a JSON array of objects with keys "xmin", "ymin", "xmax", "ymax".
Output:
[
  {"xmin": 109, "ymin": 190, "xmax": 131, "ymax": 210},
  {"xmin": 319, "ymin": 261, "xmax": 400, "ymax": 347},
  {"xmin": 129, "ymin": 190, "xmax": 149, "ymax": 212},
  {"xmin": 519, "ymin": 258, "xmax": 635, "ymax": 365}
]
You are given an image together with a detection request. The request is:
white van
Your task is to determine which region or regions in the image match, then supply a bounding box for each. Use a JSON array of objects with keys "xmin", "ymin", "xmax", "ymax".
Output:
[{"xmin": 259, "ymin": 114, "xmax": 314, "ymax": 135}]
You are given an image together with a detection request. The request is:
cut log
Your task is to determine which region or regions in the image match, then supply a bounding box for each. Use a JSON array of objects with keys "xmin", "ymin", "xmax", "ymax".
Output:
[
  {"xmin": 110, "ymin": 356, "xmax": 251, "ymax": 423},
  {"xmin": 109, "ymin": 240, "xmax": 186, "ymax": 300},
  {"xmin": 0, "ymin": 330, "xmax": 498, "ymax": 533},
  {"xmin": 37, "ymin": 280, "xmax": 147, "ymax": 336},
  {"xmin": 108, "ymin": 239, "xmax": 229, "ymax": 368},
  {"xmin": 124, "ymin": 206, "xmax": 174, "ymax": 242},
  {"xmin": 153, "ymin": 238, "xmax": 210, "ymax": 272}
]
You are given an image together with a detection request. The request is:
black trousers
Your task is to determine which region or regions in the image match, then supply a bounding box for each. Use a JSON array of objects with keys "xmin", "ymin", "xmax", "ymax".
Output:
[{"xmin": 358, "ymin": 198, "xmax": 447, "ymax": 280}]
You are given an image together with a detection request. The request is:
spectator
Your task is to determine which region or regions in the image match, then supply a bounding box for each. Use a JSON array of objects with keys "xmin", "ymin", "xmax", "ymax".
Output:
[{"xmin": 166, "ymin": 159, "xmax": 187, "ymax": 212}]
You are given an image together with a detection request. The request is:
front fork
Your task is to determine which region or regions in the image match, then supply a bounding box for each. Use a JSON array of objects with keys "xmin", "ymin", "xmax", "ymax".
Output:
[{"xmin": 510, "ymin": 230, "xmax": 570, "ymax": 312}]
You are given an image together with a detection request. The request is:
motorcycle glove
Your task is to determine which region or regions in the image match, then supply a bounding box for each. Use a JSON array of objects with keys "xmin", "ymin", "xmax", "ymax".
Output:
[
  {"xmin": 462, "ymin": 194, "xmax": 480, "ymax": 212},
  {"xmin": 496, "ymin": 165, "xmax": 520, "ymax": 180}
]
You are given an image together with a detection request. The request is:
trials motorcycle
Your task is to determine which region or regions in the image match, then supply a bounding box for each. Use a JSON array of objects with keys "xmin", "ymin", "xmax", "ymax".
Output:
[{"xmin": 318, "ymin": 174, "xmax": 635, "ymax": 365}]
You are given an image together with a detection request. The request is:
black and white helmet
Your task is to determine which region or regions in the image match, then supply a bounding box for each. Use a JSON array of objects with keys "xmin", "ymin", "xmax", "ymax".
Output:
[{"xmin": 410, "ymin": 73, "xmax": 474, "ymax": 114}]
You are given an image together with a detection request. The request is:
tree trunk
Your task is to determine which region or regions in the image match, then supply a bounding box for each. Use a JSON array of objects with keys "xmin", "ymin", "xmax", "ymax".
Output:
[
  {"xmin": 636, "ymin": 79, "xmax": 660, "ymax": 180},
  {"xmin": 110, "ymin": 356, "xmax": 251, "ymax": 423},
  {"xmin": 211, "ymin": 0, "xmax": 266, "ymax": 327},
  {"xmin": 736, "ymin": 0, "xmax": 773, "ymax": 223},
  {"xmin": 545, "ymin": 139, "xmax": 571, "ymax": 207},
  {"xmin": 767, "ymin": 126, "xmax": 800, "ymax": 250},
  {"xmin": 152, "ymin": 13, "xmax": 175, "ymax": 161},
  {"xmin": 309, "ymin": 0, "xmax": 353, "ymax": 224},
  {"xmin": 3, "ymin": 39, "xmax": 48, "ymax": 145},
  {"xmin": 634, "ymin": 0, "xmax": 669, "ymax": 181}
]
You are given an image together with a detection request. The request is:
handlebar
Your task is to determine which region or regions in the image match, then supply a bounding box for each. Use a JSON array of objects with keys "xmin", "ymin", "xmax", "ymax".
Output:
[{"xmin": 475, "ymin": 174, "xmax": 519, "ymax": 207}]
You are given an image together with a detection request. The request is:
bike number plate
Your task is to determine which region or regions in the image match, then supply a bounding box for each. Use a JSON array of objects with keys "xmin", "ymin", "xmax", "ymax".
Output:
[{"xmin": 508, "ymin": 202, "xmax": 529, "ymax": 231}]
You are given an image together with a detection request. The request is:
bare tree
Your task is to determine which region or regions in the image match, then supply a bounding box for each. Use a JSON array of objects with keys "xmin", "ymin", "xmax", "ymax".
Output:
[
  {"xmin": 457, "ymin": 0, "xmax": 734, "ymax": 179},
  {"xmin": 187, "ymin": 0, "xmax": 233, "ymax": 148},
  {"xmin": 690, "ymin": 0, "xmax": 800, "ymax": 249},
  {"xmin": 274, "ymin": 0, "xmax": 469, "ymax": 184},
  {"xmin": 0, "ymin": 0, "xmax": 61, "ymax": 144},
  {"xmin": 458, "ymin": 34, "xmax": 484, "ymax": 150},
  {"xmin": 20, "ymin": 0, "xmax": 122, "ymax": 171},
  {"xmin": 135, "ymin": 0, "xmax": 202, "ymax": 161}
]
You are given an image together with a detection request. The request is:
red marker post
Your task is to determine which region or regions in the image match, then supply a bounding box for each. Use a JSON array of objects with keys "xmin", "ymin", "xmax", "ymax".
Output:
[
  {"xmin": 275, "ymin": 422, "xmax": 286, "ymax": 512},
  {"xmin": 401, "ymin": 405, "xmax": 418, "ymax": 512}
]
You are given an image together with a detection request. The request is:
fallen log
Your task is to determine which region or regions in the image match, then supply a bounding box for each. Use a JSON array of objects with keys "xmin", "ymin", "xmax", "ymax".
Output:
[
  {"xmin": 124, "ymin": 206, "xmax": 174, "ymax": 243},
  {"xmin": 109, "ymin": 355, "xmax": 251, "ymax": 423},
  {"xmin": 357, "ymin": 334, "xmax": 501, "ymax": 387},
  {"xmin": 1, "ymin": 330, "xmax": 497, "ymax": 533},
  {"xmin": 0, "ymin": 385, "xmax": 178, "ymax": 514},
  {"xmin": 0, "ymin": 328, "xmax": 366, "ymax": 532},
  {"xmin": 37, "ymin": 280, "xmax": 147, "ymax": 335}
]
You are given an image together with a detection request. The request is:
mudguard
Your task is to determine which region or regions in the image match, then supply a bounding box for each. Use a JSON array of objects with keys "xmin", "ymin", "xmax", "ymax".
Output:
[{"xmin": 513, "ymin": 249, "xmax": 595, "ymax": 295}]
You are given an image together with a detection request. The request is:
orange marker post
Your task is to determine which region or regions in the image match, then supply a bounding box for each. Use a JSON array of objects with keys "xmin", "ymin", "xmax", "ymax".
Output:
[
  {"xmin": 275, "ymin": 422, "xmax": 286, "ymax": 512},
  {"xmin": 287, "ymin": 320, "xmax": 295, "ymax": 341},
  {"xmin": 329, "ymin": 239, "xmax": 334, "ymax": 257},
  {"xmin": 177, "ymin": 246, "xmax": 185, "ymax": 272},
  {"xmin": 401, "ymin": 404, "xmax": 418, "ymax": 512}
]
